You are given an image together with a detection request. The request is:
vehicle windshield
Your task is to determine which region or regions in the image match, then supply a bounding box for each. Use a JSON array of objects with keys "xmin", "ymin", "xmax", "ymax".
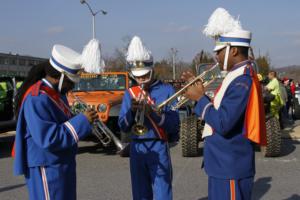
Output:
[{"xmin": 73, "ymin": 74, "xmax": 126, "ymax": 91}]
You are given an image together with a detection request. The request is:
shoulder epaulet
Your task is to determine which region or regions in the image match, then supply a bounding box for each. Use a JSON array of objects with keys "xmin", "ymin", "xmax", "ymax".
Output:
[
  {"xmin": 30, "ymin": 81, "xmax": 42, "ymax": 96},
  {"xmin": 128, "ymin": 86, "xmax": 141, "ymax": 99},
  {"xmin": 243, "ymin": 64, "xmax": 254, "ymax": 77}
]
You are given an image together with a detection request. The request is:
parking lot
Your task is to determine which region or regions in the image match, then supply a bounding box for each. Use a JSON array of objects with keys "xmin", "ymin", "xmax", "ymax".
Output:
[{"xmin": 1, "ymin": 121, "xmax": 300, "ymax": 200}]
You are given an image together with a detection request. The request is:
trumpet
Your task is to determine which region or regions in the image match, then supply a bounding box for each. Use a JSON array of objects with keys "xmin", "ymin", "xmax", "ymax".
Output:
[
  {"xmin": 156, "ymin": 63, "xmax": 220, "ymax": 112},
  {"xmin": 132, "ymin": 84, "xmax": 148, "ymax": 136},
  {"xmin": 71, "ymin": 96, "xmax": 127, "ymax": 153}
]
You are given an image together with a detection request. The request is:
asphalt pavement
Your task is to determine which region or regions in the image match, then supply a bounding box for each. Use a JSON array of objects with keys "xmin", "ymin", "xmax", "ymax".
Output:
[{"xmin": 0, "ymin": 121, "xmax": 300, "ymax": 200}]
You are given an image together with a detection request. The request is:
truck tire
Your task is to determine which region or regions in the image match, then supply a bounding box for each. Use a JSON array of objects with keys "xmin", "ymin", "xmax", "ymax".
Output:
[
  {"xmin": 180, "ymin": 116, "xmax": 200, "ymax": 157},
  {"xmin": 292, "ymin": 99, "xmax": 300, "ymax": 120},
  {"xmin": 261, "ymin": 116, "xmax": 281, "ymax": 157}
]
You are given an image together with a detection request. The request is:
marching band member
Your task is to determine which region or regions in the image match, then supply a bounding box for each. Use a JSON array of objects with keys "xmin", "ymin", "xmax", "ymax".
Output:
[
  {"xmin": 13, "ymin": 44, "xmax": 101, "ymax": 200},
  {"xmin": 118, "ymin": 36, "xmax": 180, "ymax": 200},
  {"xmin": 182, "ymin": 8, "xmax": 266, "ymax": 200}
]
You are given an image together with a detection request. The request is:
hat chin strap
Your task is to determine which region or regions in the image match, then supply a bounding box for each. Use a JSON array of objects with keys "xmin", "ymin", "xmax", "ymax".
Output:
[
  {"xmin": 221, "ymin": 45, "xmax": 230, "ymax": 77},
  {"xmin": 58, "ymin": 73, "xmax": 65, "ymax": 93}
]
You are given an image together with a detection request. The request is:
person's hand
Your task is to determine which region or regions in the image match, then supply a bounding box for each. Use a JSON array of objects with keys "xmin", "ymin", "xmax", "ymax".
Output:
[
  {"xmin": 131, "ymin": 99, "xmax": 154, "ymax": 116},
  {"xmin": 144, "ymin": 104, "xmax": 154, "ymax": 116},
  {"xmin": 181, "ymin": 71, "xmax": 205, "ymax": 101},
  {"xmin": 131, "ymin": 99, "xmax": 142, "ymax": 112},
  {"xmin": 131, "ymin": 92, "xmax": 148, "ymax": 112},
  {"xmin": 83, "ymin": 109, "xmax": 98, "ymax": 124},
  {"xmin": 184, "ymin": 81, "xmax": 205, "ymax": 101}
]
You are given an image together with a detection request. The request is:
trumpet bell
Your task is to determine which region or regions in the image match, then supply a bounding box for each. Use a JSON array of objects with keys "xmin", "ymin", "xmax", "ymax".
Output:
[{"xmin": 132, "ymin": 124, "xmax": 148, "ymax": 136}]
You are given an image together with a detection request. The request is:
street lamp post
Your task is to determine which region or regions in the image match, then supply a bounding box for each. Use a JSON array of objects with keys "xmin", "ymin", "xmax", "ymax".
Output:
[
  {"xmin": 80, "ymin": 0, "xmax": 107, "ymax": 39},
  {"xmin": 171, "ymin": 48, "xmax": 178, "ymax": 80}
]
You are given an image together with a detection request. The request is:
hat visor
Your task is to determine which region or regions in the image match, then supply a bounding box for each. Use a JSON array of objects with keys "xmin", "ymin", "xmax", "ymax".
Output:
[
  {"xmin": 131, "ymin": 68, "xmax": 151, "ymax": 77},
  {"xmin": 213, "ymin": 45, "xmax": 226, "ymax": 52}
]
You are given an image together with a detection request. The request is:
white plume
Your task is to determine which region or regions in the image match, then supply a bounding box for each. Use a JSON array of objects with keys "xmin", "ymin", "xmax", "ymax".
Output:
[
  {"xmin": 203, "ymin": 8, "xmax": 242, "ymax": 37},
  {"xmin": 81, "ymin": 39, "xmax": 105, "ymax": 73},
  {"xmin": 126, "ymin": 36, "xmax": 151, "ymax": 62}
]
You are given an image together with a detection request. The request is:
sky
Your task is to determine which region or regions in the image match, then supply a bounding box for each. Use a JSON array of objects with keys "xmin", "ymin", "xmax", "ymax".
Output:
[{"xmin": 1, "ymin": 0, "xmax": 300, "ymax": 68}]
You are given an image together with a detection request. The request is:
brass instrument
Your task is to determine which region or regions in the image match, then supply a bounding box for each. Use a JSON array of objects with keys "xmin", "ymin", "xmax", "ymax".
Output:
[
  {"xmin": 132, "ymin": 84, "xmax": 148, "ymax": 136},
  {"xmin": 156, "ymin": 63, "xmax": 220, "ymax": 112},
  {"xmin": 71, "ymin": 96, "xmax": 127, "ymax": 153}
]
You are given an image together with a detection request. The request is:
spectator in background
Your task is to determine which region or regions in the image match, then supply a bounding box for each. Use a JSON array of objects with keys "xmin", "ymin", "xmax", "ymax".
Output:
[
  {"xmin": 290, "ymin": 79, "xmax": 296, "ymax": 96},
  {"xmin": 266, "ymin": 71, "xmax": 284, "ymax": 120},
  {"xmin": 279, "ymin": 79, "xmax": 292, "ymax": 127},
  {"xmin": 284, "ymin": 78, "xmax": 293, "ymax": 120}
]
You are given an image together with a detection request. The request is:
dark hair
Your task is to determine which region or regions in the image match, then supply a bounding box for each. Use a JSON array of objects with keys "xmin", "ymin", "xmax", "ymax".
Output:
[
  {"xmin": 45, "ymin": 61, "xmax": 61, "ymax": 79},
  {"xmin": 15, "ymin": 61, "xmax": 61, "ymax": 116},
  {"xmin": 236, "ymin": 46, "xmax": 249, "ymax": 57},
  {"xmin": 269, "ymin": 70, "xmax": 277, "ymax": 77}
]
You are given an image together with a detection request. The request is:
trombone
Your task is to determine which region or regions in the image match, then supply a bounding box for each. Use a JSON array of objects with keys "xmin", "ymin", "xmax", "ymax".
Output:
[
  {"xmin": 156, "ymin": 63, "xmax": 220, "ymax": 112},
  {"xmin": 132, "ymin": 84, "xmax": 148, "ymax": 135}
]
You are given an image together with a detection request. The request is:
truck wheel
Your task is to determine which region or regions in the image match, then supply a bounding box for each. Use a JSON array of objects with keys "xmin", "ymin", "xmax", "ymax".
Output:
[
  {"xmin": 261, "ymin": 116, "xmax": 281, "ymax": 157},
  {"xmin": 292, "ymin": 100, "xmax": 300, "ymax": 120},
  {"xmin": 180, "ymin": 116, "xmax": 200, "ymax": 157}
]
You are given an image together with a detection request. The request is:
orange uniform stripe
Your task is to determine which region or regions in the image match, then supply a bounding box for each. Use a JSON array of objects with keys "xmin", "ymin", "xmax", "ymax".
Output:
[{"xmin": 230, "ymin": 180, "xmax": 236, "ymax": 200}]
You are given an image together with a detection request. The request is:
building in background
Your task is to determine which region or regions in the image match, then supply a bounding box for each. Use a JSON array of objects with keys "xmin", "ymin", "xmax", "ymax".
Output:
[{"xmin": 0, "ymin": 52, "xmax": 47, "ymax": 77}]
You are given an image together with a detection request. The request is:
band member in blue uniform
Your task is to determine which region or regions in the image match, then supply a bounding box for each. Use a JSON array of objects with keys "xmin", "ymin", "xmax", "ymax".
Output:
[
  {"xmin": 13, "ymin": 45, "xmax": 99, "ymax": 200},
  {"xmin": 118, "ymin": 36, "xmax": 180, "ymax": 200},
  {"xmin": 182, "ymin": 8, "xmax": 266, "ymax": 200}
]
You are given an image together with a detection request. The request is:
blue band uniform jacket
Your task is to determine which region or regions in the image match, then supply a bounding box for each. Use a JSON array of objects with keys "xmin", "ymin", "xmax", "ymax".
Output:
[
  {"xmin": 14, "ymin": 79, "xmax": 92, "ymax": 200},
  {"xmin": 118, "ymin": 80, "xmax": 179, "ymax": 142},
  {"xmin": 194, "ymin": 61, "xmax": 257, "ymax": 179}
]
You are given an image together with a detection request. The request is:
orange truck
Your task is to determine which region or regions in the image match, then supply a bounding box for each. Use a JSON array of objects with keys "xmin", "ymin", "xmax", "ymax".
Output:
[{"xmin": 67, "ymin": 72, "xmax": 131, "ymax": 151}]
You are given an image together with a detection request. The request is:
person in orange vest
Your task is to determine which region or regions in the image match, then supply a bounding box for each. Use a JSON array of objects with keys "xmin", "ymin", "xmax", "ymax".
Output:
[
  {"xmin": 118, "ymin": 36, "xmax": 179, "ymax": 200},
  {"xmin": 181, "ymin": 8, "xmax": 266, "ymax": 200},
  {"xmin": 13, "ymin": 45, "xmax": 99, "ymax": 200}
]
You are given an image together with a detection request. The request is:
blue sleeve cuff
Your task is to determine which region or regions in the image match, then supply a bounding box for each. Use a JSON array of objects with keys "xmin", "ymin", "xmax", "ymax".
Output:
[
  {"xmin": 64, "ymin": 113, "xmax": 92, "ymax": 142},
  {"xmin": 194, "ymin": 95, "xmax": 213, "ymax": 119}
]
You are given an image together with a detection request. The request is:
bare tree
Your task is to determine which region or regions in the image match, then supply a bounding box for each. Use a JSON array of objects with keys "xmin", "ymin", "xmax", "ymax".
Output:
[
  {"xmin": 105, "ymin": 35, "xmax": 132, "ymax": 71},
  {"xmin": 256, "ymin": 53, "xmax": 271, "ymax": 76}
]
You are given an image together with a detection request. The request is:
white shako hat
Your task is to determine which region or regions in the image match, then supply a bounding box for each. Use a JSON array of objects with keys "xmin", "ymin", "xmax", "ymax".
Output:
[
  {"xmin": 126, "ymin": 36, "xmax": 153, "ymax": 77},
  {"xmin": 50, "ymin": 44, "xmax": 82, "ymax": 83},
  {"xmin": 203, "ymin": 8, "xmax": 251, "ymax": 71},
  {"xmin": 213, "ymin": 29, "xmax": 251, "ymax": 52}
]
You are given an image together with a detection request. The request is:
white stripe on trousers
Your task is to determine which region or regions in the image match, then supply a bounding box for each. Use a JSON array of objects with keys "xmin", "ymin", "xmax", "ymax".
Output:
[{"xmin": 40, "ymin": 167, "xmax": 50, "ymax": 200}]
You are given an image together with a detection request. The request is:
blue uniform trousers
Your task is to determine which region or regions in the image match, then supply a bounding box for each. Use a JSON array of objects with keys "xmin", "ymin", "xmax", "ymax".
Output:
[
  {"xmin": 130, "ymin": 140, "xmax": 173, "ymax": 200},
  {"xmin": 25, "ymin": 161, "xmax": 76, "ymax": 200},
  {"xmin": 208, "ymin": 176, "xmax": 253, "ymax": 200}
]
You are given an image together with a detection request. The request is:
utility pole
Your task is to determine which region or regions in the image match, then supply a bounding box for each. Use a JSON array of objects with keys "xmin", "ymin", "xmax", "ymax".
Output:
[{"xmin": 171, "ymin": 48, "xmax": 178, "ymax": 80}]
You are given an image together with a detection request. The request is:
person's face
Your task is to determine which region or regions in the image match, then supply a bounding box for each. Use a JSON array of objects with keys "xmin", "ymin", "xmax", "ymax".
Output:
[
  {"xmin": 135, "ymin": 71, "xmax": 152, "ymax": 87},
  {"xmin": 215, "ymin": 47, "xmax": 226, "ymax": 70},
  {"xmin": 60, "ymin": 76, "xmax": 75, "ymax": 94},
  {"xmin": 268, "ymin": 73, "xmax": 274, "ymax": 80}
]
